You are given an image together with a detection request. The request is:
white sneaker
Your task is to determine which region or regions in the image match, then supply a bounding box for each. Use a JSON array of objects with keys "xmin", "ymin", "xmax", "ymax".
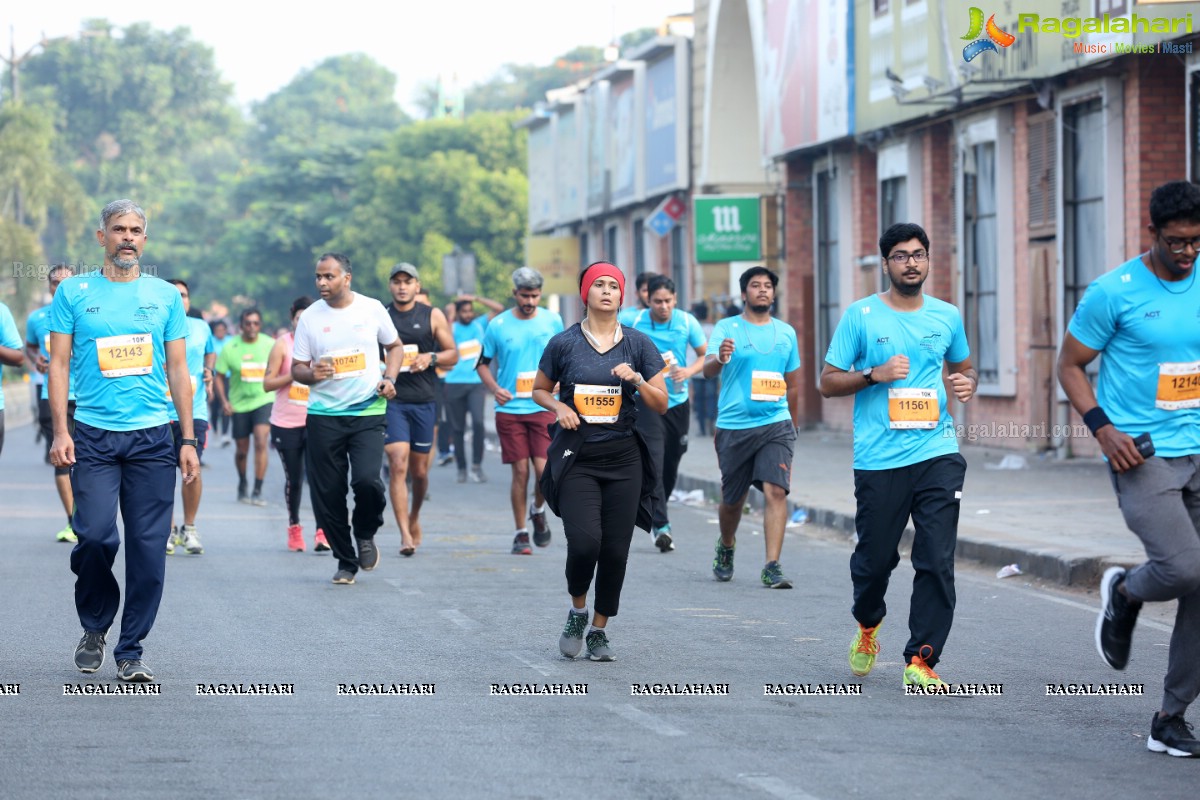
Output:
[
  {"xmin": 166, "ymin": 527, "xmax": 176, "ymax": 556},
  {"xmin": 180, "ymin": 524, "xmax": 204, "ymax": 555}
]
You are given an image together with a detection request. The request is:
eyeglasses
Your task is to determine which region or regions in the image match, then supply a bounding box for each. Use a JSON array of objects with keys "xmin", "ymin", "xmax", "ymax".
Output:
[
  {"xmin": 1159, "ymin": 233, "xmax": 1200, "ymax": 254},
  {"xmin": 887, "ymin": 250, "xmax": 928, "ymax": 264}
]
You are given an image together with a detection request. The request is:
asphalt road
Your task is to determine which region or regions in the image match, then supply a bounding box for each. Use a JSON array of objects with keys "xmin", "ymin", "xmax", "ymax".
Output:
[{"xmin": 0, "ymin": 423, "xmax": 1193, "ymax": 799}]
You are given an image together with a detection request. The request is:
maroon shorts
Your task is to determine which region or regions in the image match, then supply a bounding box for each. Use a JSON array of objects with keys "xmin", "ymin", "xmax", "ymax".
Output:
[{"xmin": 495, "ymin": 410, "xmax": 554, "ymax": 464}]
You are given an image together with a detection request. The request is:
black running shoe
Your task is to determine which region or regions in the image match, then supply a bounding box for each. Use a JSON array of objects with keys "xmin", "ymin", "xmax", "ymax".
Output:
[
  {"xmin": 331, "ymin": 569, "xmax": 356, "ymax": 585},
  {"xmin": 512, "ymin": 531, "xmax": 533, "ymax": 555},
  {"xmin": 116, "ymin": 659, "xmax": 154, "ymax": 683},
  {"xmin": 356, "ymin": 537, "xmax": 380, "ymax": 571},
  {"xmin": 1096, "ymin": 567, "xmax": 1141, "ymax": 670},
  {"xmin": 74, "ymin": 630, "xmax": 107, "ymax": 673},
  {"xmin": 531, "ymin": 510, "xmax": 551, "ymax": 547},
  {"xmin": 1149, "ymin": 713, "xmax": 1200, "ymax": 757}
]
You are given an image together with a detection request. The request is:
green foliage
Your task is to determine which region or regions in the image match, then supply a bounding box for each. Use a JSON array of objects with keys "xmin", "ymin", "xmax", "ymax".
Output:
[{"xmin": 465, "ymin": 46, "xmax": 606, "ymax": 114}]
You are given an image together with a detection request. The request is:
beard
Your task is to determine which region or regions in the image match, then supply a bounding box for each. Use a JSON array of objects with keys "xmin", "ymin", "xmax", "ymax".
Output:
[
  {"xmin": 113, "ymin": 249, "xmax": 139, "ymax": 269},
  {"xmin": 748, "ymin": 301, "xmax": 773, "ymax": 314}
]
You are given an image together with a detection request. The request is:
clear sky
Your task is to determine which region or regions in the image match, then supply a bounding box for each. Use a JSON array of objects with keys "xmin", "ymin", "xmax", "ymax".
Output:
[{"xmin": 4, "ymin": 0, "xmax": 693, "ymax": 113}]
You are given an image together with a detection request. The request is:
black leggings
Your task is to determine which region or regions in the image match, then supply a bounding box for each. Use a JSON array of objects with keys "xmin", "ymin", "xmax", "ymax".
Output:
[
  {"xmin": 559, "ymin": 435, "xmax": 642, "ymax": 617},
  {"xmin": 271, "ymin": 425, "xmax": 307, "ymax": 526},
  {"xmin": 446, "ymin": 382, "xmax": 486, "ymax": 468}
]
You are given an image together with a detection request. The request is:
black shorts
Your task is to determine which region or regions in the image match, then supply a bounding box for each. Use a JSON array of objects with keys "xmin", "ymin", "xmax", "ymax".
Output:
[
  {"xmin": 270, "ymin": 424, "xmax": 306, "ymax": 451},
  {"xmin": 170, "ymin": 419, "xmax": 209, "ymax": 462},
  {"xmin": 232, "ymin": 404, "xmax": 272, "ymax": 439},
  {"xmin": 714, "ymin": 420, "xmax": 795, "ymax": 505},
  {"xmin": 39, "ymin": 397, "xmax": 77, "ymax": 475}
]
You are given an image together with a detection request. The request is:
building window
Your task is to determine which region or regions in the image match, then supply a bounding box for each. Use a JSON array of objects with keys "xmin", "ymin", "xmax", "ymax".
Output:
[
  {"xmin": 633, "ymin": 218, "xmax": 646, "ymax": 274},
  {"xmin": 874, "ymin": 0, "xmax": 889, "ymax": 16},
  {"xmin": 1095, "ymin": 0, "xmax": 1127, "ymax": 17},
  {"xmin": 963, "ymin": 142, "xmax": 999, "ymax": 385},
  {"xmin": 880, "ymin": 176, "xmax": 908, "ymax": 231},
  {"xmin": 816, "ymin": 170, "xmax": 840, "ymax": 362},
  {"xmin": 579, "ymin": 232, "xmax": 589, "ymax": 265},
  {"xmin": 1062, "ymin": 97, "xmax": 1106, "ymax": 327},
  {"xmin": 605, "ymin": 226, "xmax": 618, "ymax": 262}
]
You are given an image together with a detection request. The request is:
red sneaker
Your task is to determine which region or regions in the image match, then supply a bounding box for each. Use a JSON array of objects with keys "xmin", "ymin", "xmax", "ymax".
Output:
[
  {"xmin": 287, "ymin": 524, "xmax": 306, "ymax": 552},
  {"xmin": 314, "ymin": 528, "xmax": 331, "ymax": 552}
]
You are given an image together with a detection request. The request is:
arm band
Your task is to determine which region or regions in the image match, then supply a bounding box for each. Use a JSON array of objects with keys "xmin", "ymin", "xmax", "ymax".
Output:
[{"xmin": 1083, "ymin": 406, "xmax": 1113, "ymax": 436}]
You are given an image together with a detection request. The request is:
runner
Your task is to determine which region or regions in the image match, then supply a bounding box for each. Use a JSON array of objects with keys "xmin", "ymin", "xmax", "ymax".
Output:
[
  {"xmin": 445, "ymin": 293, "xmax": 504, "ymax": 483},
  {"xmin": 617, "ymin": 272, "xmax": 651, "ymax": 326},
  {"xmin": 535, "ymin": 261, "xmax": 667, "ymax": 661},
  {"xmin": 820, "ymin": 222, "xmax": 974, "ymax": 691},
  {"xmin": 209, "ymin": 319, "xmax": 232, "ymax": 447},
  {"xmin": 214, "ymin": 308, "xmax": 274, "ymax": 504},
  {"xmin": 264, "ymin": 296, "xmax": 330, "ymax": 553},
  {"xmin": 629, "ymin": 275, "xmax": 708, "ymax": 551},
  {"xmin": 1058, "ymin": 180, "xmax": 1200, "ymax": 756},
  {"xmin": 50, "ymin": 198, "xmax": 198, "ymax": 682},
  {"xmin": 164, "ymin": 279, "xmax": 216, "ymax": 555},
  {"xmin": 24, "ymin": 264, "xmax": 78, "ymax": 541},
  {"xmin": 703, "ymin": 266, "xmax": 801, "ymax": 588},
  {"xmin": 292, "ymin": 253, "xmax": 405, "ymax": 585},
  {"xmin": 384, "ymin": 264, "xmax": 457, "ymax": 556},
  {"xmin": 0, "ymin": 299, "xmax": 23, "ymax": 458},
  {"xmin": 478, "ymin": 267, "xmax": 563, "ymax": 554}
]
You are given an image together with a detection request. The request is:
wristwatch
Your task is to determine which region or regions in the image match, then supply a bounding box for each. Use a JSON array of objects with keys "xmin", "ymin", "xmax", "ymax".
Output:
[
  {"xmin": 862, "ymin": 367, "xmax": 876, "ymax": 386},
  {"xmin": 430, "ymin": 352, "xmax": 439, "ymax": 368},
  {"xmin": 180, "ymin": 438, "xmax": 199, "ymax": 448},
  {"xmin": 381, "ymin": 375, "xmax": 396, "ymax": 384}
]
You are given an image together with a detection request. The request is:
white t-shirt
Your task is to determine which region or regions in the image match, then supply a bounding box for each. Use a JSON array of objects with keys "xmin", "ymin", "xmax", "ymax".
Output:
[{"xmin": 292, "ymin": 292, "xmax": 398, "ymax": 416}]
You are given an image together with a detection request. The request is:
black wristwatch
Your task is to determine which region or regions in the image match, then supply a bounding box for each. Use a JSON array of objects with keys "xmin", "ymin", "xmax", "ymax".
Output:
[
  {"xmin": 430, "ymin": 352, "xmax": 439, "ymax": 368},
  {"xmin": 862, "ymin": 367, "xmax": 876, "ymax": 386},
  {"xmin": 180, "ymin": 438, "xmax": 199, "ymax": 448}
]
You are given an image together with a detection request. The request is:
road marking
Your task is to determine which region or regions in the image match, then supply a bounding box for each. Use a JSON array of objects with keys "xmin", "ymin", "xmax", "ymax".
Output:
[
  {"xmin": 606, "ymin": 704, "xmax": 685, "ymax": 737},
  {"xmin": 509, "ymin": 651, "xmax": 560, "ymax": 677},
  {"xmin": 739, "ymin": 773, "xmax": 823, "ymax": 800},
  {"xmin": 984, "ymin": 581, "xmax": 1173, "ymax": 633},
  {"xmin": 384, "ymin": 579, "xmax": 422, "ymax": 595},
  {"xmin": 439, "ymin": 609, "xmax": 478, "ymax": 630}
]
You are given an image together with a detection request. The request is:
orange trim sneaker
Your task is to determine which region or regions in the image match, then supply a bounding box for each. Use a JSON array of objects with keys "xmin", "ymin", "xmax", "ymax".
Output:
[
  {"xmin": 849, "ymin": 619, "xmax": 883, "ymax": 677},
  {"xmin": 903, "ymin": 645, "xmax": 948, "ymax": 691}
]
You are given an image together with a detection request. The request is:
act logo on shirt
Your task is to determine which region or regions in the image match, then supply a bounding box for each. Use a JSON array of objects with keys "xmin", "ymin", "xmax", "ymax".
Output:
[
  {"xmin": 1144, "ymin": 310, "xmax": 1161, "ymax": 319},
  {"xmin": 86, "ymin": 307, "xmax": 100, "ymax": 314}
]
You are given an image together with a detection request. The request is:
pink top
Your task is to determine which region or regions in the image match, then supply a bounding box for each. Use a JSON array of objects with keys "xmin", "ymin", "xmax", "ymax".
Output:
[{"xmin": 269, "ymin": 332, "xmax": 308, "ymax": 428}]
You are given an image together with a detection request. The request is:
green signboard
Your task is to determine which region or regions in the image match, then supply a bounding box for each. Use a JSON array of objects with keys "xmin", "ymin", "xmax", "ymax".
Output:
[{"xmin": 693, "ymin": 195, "xmax": 761, "ymax": 262}]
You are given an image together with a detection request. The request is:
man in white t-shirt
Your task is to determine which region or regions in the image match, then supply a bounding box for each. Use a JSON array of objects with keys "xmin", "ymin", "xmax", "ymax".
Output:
[{"xmin": 291, "ymin": 252, "xmax": 406, "ymax": 585}]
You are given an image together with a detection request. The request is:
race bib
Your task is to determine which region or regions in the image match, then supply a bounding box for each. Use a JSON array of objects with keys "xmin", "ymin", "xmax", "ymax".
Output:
[
  {"xmin": 165, "ymin": 375, "xmax": 198, "ymax": 401},
  {"xmin": 458, "ymin": 338, "xmax": 482, "ymax": 368},
  {"xmin": 515, "ymin": 370, "xmax": 536, "ymax": 399},
  {"xmin": 888, "ymin": 387, "xmax": 940, "ymax": 429},
  {"xmin": 287, "ymin": 382, "xmax": 310, "ymax": 406},
  {"xmin": 750, "ymin": 370, "xmax": 786, "ymax": 402},
  {"xmin": 96, "ymin": 333, "xmax": 153, "ymax": 378},
  {"xmin": 326, "ymin": 348, "xmax": 367, "ymax": 379},
  {"xmin": 1156, "ymin": 360, "xmax": 1200, "ymax": 410},
  {"xmin": 240, "ymin": 356, "xmax": 266, "ymax": 383},
  {"xmin": 659, "ymin": 350, "xmax": 677, "ymax": 377},
  {"xmin": 398, "ymin": 344, "xmax": 420, "ymax": 373},
  {"xmin": 573, "ymin": 383, "xmax": 622, "ymax": 423}
]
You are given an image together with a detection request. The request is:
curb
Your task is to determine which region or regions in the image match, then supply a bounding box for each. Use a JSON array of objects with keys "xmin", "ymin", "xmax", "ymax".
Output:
[{"xmin": 674, "ymin": 470, "xmax": 1110, "ymax": 588}]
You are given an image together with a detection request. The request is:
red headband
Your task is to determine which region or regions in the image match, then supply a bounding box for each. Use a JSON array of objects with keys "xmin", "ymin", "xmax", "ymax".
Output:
[{"xmin": 580, "ymin": 262, "xmax": 625, "ymax": 308}]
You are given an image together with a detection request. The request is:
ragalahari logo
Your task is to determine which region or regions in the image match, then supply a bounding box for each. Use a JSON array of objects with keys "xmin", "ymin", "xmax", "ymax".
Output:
[{"xmin": 962, "ymin": 7, "xmax": 1016, "ymax": 61}]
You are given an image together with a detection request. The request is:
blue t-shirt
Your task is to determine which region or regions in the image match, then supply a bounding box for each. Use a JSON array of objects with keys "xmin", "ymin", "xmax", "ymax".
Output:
[
  {"xmin": 49, "ymin": 272, "xmax": 188, "ymax": 432},
  {"xmin": 445, "ymin": 317, "xmax": 488, "ymax": 385},
  {"xmin": 1068, "ymin": 256, "xmax": 1200, "ymax": 457},
  {"xmin": 168, "ymin": 316, "xmax": 216, "ymax": 423},
  {"xmin": 480, "ymin": 308, "xmax": 563, "ymax": 415},
  {"xmin": 709, "ymin": 315, "xmax": 800, "ymax": 430},
  {"xmin": 629, "ymin": 308, "xmax": 707, "ymax": 408},
  {"xmin": 617, "ymin": 306, "xmax": 643, "ymax": 326},
  {"xmin": 27, "ymin": 303, "xmax": 77, "ymax": 402},
  {"xmin": 825, "ymin": 294, "xmax": 970, "ymax": 470},
  {"xmin": 0, "ymin": 301, "xmax": 22, "ymax": 412}
]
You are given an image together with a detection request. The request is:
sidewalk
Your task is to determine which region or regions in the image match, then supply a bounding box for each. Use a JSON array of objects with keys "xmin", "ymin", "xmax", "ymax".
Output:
[{"xmin": 674, "ymin": 427, "xmax": 1143, "ymax": 588}]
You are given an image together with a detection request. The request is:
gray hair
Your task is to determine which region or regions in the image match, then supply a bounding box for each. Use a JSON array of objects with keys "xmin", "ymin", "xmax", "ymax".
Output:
[
  {"xmin": 100, "ymin": 199, "xmax": 147, "ymax": 232},
  {"xmin": 512, "ymin": 266, "xmax": 543, "ymax": 290}
]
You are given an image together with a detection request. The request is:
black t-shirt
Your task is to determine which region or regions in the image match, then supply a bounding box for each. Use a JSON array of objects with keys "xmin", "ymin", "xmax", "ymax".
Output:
[
  {"xmin": 387, "ymin": 302, "xmax": 437, "ymax": 404},
  {"xmin": 539, "ymin": 324, "xmax": 665, "ymax": 442}
]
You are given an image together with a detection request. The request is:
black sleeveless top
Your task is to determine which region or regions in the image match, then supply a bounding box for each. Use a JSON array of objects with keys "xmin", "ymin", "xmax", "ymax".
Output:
[{"xmin": 387, "ymin": 302, "xmax": 437, "ymax": 404}]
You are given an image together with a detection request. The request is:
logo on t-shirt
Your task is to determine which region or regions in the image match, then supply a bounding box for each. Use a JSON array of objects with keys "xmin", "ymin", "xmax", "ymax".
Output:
[{"xmin": 1144, "ymin": 310, "xmax": 1161, "ymax": 319}]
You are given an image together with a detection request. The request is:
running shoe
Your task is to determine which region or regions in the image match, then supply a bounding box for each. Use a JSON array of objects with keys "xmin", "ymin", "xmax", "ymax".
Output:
[
  {"xmin": 55, "ymin": 523, "xmax": 77, "ymax": 543},
  {"xmin": 237, "ymin": 490, "xmax": 250, "ymax": 504},
  {"xmin": 437, "ymin": 452, "xmax": 454, "ymax": 467},
  {"xmin": 356, "ymin": 537, "xmax": 380, "ymax": 571},
  {"xmin": 712, "ymin": 538, "xmax": 735, "ymax": 581},
  {"xmin": 653, "ymin": 525, "xmax": 675, "ymax": 552},
  {"xmin": 457, "ymin": 469, "xmax": 468, "ymax": 484},
  {"xmin": 849, "ymin": 620, "xmax": 883, "ymax": 677},
  {"xmin": 331, "ymin": 569, "xmax": 356, "ymax": 585},
  {"xmin": 1148, "ymin": 713, "xmax": 1200, "ymax": 757},
  {"xmin": 1096, "ymin": 566, "xmax": 1141, "ymax": 670},
  {"xmin": 250, "ymin": 492, "xmax": 267, "ymax": 507},
  {"xmin": 585, "ymin": 629, "xmax": 615, "ymax": 662},
  {"xmin": 179, "ymin": 524, "xmax": 203, "ymax": 554},
  {"xmin": 903, "ymin": 645, "xmax": 948, "ymax": 690},
  {"xmin": 74, "ymin": 630, "xmax": 107, "ymax": 673},
  {"xmin": 760, "ymin": 561, "xmax": 793, "ymax": 589},
  {"xmin": 470, "ymin": 465, "xmax": 487, "ymax": 483},
  {"xmin": 559, "ymin": 610, "xmax": 588, "ymax": 658},
  {"xmin": 116, "ymin": 659, "xmax": 154, "ymax": 682},
  {"xmin": 166, "ymin": 528, "xmax": 176, "ymax": 556},
  {"xmin": 511, "ymin": 531, "xmax": 533, "ymax": 555},
  {"xmin": 314, "ymin": 529, "xmax": 331, "ymax": 552},
  {"xmin": 287, "ymin": 524, "xmax": 305, "ymax": 552},
  {"xmin": 530, "ymin": 510, "xmax": 551, "ymax": 547}
]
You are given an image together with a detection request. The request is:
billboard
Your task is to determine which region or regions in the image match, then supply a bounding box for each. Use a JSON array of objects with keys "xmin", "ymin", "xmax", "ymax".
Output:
[
  {"xmin": 694, "ymin": 195, "xmax": 762, "ymax": 262},
  {"xmin": 644, "ymin": 46, "xmax": 688, "ymax": 196},
  {"xmin": 527, "ymin": 121, "xmax": 555, "ymax": 233},
  {"xmin": 555, "ymin": 104, "xmax": 584, "ymax": 224},
  {"xmin": 609, "ymin": 72, "xmax": 641, "ymax": 209},
  {"xmin": 526, "ymin": 235, "xmax": 582, "ymax": 296},
  {"xmin": 585, "ymin": 81, "xmax": 610, "ymax": 216}
]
